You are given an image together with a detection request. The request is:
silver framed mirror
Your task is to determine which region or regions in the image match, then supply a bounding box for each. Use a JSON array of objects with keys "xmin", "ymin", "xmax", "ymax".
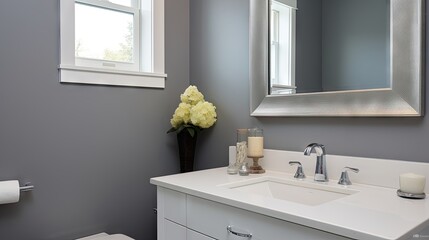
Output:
[{"xmin": 250, "ymin": 0, "xmax": 424, "ymax": 117}]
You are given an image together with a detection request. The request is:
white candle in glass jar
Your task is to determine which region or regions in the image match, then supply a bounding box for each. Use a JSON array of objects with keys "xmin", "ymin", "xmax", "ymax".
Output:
[
  {"xmin": 399, "ymin": 173, "xmax": 426, "ymax": 194},
  {"xmin": 247, "ymin": 136, "xmax": 264, "ymax": 157}
]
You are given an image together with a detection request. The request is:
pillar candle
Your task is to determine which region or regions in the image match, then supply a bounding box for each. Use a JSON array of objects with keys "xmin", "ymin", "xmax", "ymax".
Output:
[
  {"xmin": 247, "ymin": 136, "xmax": 264, "ymax": 157},
  {"xmin": 400, "ymin": 173, "xmax": 426, "ymax": 194}
]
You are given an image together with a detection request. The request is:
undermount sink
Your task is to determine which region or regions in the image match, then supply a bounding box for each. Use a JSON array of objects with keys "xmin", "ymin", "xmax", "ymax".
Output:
[{"xmin": 220, "ymin": 177, "xmax": 359, "ymax": 206}]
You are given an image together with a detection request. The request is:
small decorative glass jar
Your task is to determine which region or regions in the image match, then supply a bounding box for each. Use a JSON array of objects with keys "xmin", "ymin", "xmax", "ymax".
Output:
[
  {"xmin": 238, "ymin": 162, "xmax": 250, "ymax": 176},
  {"xmin": 227, "ymin": 129, "xmax": 248, "ymax": 175},
  {"xmin": 227, "ymin": 162, "xmax": 238, "ymax": 175}
]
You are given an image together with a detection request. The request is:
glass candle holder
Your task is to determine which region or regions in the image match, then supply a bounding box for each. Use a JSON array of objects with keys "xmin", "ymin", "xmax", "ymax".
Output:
[
  {"xmin": 236, "ymin": 129, "xmax": 248, "ymax": 164},
  {"xmin": 228, "ymin": 129, "xmax": 248, "ymax": 175},
  {"xmin": 247, "ymin": 128, "xmax": 264, "ymax": 157},
  {"xmin": 247, "ymin": 128, "xmax": 265, "ymax": 174}
]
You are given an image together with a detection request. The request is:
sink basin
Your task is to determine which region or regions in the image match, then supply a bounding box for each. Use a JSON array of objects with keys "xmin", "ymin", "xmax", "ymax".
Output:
[{"xmin": 221, "ymin": 177, "xmax": 359, "ymax": 206}]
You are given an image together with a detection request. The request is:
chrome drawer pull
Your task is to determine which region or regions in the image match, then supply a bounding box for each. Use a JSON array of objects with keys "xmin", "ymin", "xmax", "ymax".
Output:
[{"xmin": 227, "ymin": 226, "xmax": 252, "ymax": 238}]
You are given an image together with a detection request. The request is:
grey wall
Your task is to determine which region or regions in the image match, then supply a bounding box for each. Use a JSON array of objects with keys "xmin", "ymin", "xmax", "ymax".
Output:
[
  {"xmin": 295, "ymin": 0, "xmax": 323, "ymax": 93},
  {"xmin": 190, "ymin": 0, "xmax": 429, "ymax": 174},
  {"xmin": 0, "ymin": 0, "xmax": 189, "ymax": 239},
  {"xmin": 322, "ymin": 0, "xmax": 390, "ymax": 91},
  {"xmin": 295, "ymin": 0, "xmax": 390, "ymax": 93},
  {"xmin": 190, "ymin": 0, "xmax": 250, "ymax": 170}
]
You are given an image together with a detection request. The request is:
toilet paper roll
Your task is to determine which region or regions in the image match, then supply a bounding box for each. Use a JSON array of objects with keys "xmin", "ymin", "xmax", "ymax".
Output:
[{"xmin": 0, "ymin": 180, "xmax": 20, "ymax": 204}]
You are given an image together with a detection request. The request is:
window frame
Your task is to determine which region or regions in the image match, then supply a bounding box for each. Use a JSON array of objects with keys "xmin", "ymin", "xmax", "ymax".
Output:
[
  {"xmin": 74, "ymin": 0, "xmax": 141, "ymax": 71},
  {"xmin": 270, "ymin": 0, "xmax": 296, "ymax": 95},
  {"xmin": 59, "ymin": 0, "xmax": 166, "ymax": 88},
  {"xmin": 270, "ymin": 9, "xmax": 280, "ymax": 86}
]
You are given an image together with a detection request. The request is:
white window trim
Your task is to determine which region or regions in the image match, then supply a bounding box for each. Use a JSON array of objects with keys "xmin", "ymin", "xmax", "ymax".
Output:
[
  {"xmin": 59, "ymin": 0, "xmax": 166, "ymax": 88},
  {"xmin": 74, "ymin": 0, "xmax": 141, "ymax": 72},
  {"xmin": 271, "ymin": 9, "xmax": 280, "ymax": 85},
  {"xmin": 270, "ymin": 0, "xmax": 296, "ymax": 94}
]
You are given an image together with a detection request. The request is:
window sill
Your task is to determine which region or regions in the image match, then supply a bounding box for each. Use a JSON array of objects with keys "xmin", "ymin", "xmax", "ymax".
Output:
[{"xmin": 59, "ymin": 65, "xmax": 167, "ymax": 88}]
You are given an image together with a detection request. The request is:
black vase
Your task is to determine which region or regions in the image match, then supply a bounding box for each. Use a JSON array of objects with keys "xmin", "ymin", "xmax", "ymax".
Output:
[{"xmin": 177, "ymin": 130, "xmax": 197, "ymax": 173}]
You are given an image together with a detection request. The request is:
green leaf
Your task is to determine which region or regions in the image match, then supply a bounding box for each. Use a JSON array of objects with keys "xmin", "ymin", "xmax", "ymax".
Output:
[
  {"xmin": 177, "ymin": 125, "xmax": 186, "ymax": 133},
  {"xmin": 167, "ymin": 124, "xmax": 200, "ymax": 137},
  {"xmin": 187, "ymin": 127, "xmax": 195, "ymax": 138},
  {"xmin": 167, "ymin": 127, "xmax": 177, "ymax": 134}
]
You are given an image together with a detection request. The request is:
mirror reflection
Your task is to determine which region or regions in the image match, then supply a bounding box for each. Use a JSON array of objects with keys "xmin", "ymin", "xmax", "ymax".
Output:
[{"xmin": 270, "ymin": 0, "xmax": 391, "ymax": 95}]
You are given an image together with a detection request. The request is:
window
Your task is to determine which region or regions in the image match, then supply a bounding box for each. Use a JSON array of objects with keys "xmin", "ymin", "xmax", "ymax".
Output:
[
  {"xmin": 59, "ymin": 0, "xmax": 166, "ymax": 88},
  {"xmin": 75, "ymin": 0, "xmax": 140, "ymax": 71},
  {"xmin": 270, "ymin": 0, "xmax": 296, "ymax": 95}
]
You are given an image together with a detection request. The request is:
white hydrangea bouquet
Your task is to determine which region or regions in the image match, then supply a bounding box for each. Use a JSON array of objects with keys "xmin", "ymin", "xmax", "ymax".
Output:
[{"xmin": 168, "ymin": 85, "xmax": 217, "ymax": 137}]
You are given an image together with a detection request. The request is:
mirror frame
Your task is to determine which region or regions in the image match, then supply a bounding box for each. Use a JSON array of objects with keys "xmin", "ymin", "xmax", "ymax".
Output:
[{"xmin": 250, "ymin": 0, "xmax": 425, "ymax": 117}]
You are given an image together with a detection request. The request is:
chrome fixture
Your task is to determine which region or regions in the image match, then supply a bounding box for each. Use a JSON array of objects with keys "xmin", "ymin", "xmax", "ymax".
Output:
[
  {"xmin": 20, "ymin": 182, "xmax": 34, "ymax": 192},
  {"xmin": 289, "ymin": 161, "xmax": 305, "ymax": 179},
  {"xmin": 338, "ymin": 167, "xmax": 359, "ymax": 186},
  {"xmin": 227, "ymin": 226, "xmax": 252, "ymax": 238},
  {"xmin": 304, "ymin": 143, "xmax": 328, "ymax": 182}
]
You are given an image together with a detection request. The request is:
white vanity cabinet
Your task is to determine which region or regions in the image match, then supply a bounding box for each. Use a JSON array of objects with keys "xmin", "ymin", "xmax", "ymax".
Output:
[
  {"xmin": 157, "ymin": 187, "xmax": 352, "ymax": 240},
  {"xmin": 157, "ymin": 187, "xmax": 216, "ymax": 240},
  {"xmin": 152, "ymin": 152, "xmax": 429, "ymax": 240}
]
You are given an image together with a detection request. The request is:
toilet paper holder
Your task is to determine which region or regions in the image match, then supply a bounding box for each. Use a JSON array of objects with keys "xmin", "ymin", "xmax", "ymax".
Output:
[{"xmin": 19, "ymin": 182, "xmax": 34, "ymax": 192}]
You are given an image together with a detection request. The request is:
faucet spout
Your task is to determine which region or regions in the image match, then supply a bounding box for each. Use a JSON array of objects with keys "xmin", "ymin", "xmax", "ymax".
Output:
[
  {"xmin": 304, "ymin": 143, "xmax": 326, "ymax": 156},
  {"xmin": 304, "ymin": 143, "xmax": 328, "ymax": 182}
]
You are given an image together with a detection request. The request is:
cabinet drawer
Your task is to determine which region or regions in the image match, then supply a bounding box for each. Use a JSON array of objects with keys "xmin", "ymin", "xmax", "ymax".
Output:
[
  {"xmin": 187, "ymin": 195, "xmax": 352, "ymax": 240},
  {"xmin": 165, "ymin": 220, "xmax": 216, "ymax": 240},
  {"xmin": 158, "ymin": 187, "xmax": 187, "ymax": 225},
  {"xmin": 187, "ymin": 229, "xmax": 216, "ymax": 240},
  {"xmin": 165, "ymin": 219, "xmax": 187, "ymax": 240}
]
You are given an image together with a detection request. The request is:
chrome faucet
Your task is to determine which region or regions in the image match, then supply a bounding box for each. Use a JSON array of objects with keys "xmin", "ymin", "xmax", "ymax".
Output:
[
  {"xmin": 304, "ymin": 143, "xmax": 328, "ymax": 182},
  {"xmin": 338, "ymin": 167, "xmax": 359, "ymax": 185},
  {"xmin": 289, "ymin": 161, "xmax": 306, "ymax": 179}
]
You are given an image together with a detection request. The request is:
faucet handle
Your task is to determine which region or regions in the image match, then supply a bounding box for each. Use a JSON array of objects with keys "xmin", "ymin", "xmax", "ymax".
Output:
[
  {"xmin": 289, "ymin": 161, "xmax": 306, "ymax": 179},
  {"xmin": 338, "ymin": 167, "xmax": 359, "ymax": 185}
]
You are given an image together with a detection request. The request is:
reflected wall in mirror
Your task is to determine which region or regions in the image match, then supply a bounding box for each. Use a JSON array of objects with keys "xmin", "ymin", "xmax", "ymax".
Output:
[
  {"xmin": 270, "ymin": 0, "xmax": 391, "ymax": 95},
  {"xmin": 250, "ymin": 0, "xmax": 424, "ymax": 117}
]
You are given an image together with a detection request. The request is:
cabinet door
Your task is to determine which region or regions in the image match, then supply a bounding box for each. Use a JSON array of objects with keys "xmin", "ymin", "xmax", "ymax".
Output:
[
  {"xmin": 161, "ymin": 187, "xmax": 187, "ymax": 225},
  {"xmin": 187, "ymin": 229, "xmax": 216, "ymax": 240},
  {"xmin": 165, "ymin": 219, "xmax": 186, "ymax": 240}
]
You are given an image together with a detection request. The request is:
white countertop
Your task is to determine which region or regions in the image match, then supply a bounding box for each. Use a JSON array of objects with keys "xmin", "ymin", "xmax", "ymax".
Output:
[{"xmin": 151, "ymin": 167, "xmax": 429, "ymax": 240}]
